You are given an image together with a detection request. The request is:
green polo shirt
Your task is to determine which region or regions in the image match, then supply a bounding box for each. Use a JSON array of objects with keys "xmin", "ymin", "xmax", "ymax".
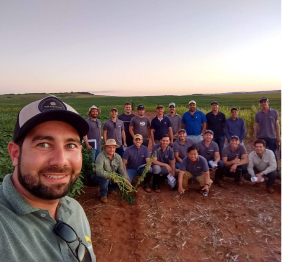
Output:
[{"xmin": 0, "ymin": 174, "xmax": 96, "ymax": 262}]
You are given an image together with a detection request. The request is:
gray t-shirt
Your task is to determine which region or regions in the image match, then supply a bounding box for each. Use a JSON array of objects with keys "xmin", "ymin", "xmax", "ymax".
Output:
[
  {"xmin": 196, "ymin": 140, "xmax": 219, "ymax": 161},
  {"xmin": 86, "ymin": 118, "xmax": 102, "ymax": 149},
  {"xmin": 222, "ymin": 144, "xmax": 247, "ymax": 161},
  {"xmin": 179, "ymin": 155, "xmax": 209, "ymax": 177},
  {"xmin": 165, "ymin": 113, "xmax": 182, "ymax": 135},
  {"xmin": 123, "ymin": 145, "xmax": 150, "ymax": 169},
  {"xmin": 103, "ymin": 118, "xmax": 124, "ymax": 145},
  {"xmin": 152, "ymin": 144, "xmax": 174, "ymax": 164},
  {"xmin": 173, "ymin": 138, "xmax": 195, "ymax": 160},
  {"xmin": 0, "ymin": 174, "xmax": 96, "ymax": 262},
  {"xmin": 129, "ymin": 116, "xmax": 150, "ymax": 140},
  {"xmin": 255, "ymin": 108, "xmax": 279, "ymax": 139}
]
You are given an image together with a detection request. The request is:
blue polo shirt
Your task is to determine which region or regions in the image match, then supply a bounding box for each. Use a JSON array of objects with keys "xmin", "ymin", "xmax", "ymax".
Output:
[
  {"xmin": 179, "ymin": 155, "xmax": 209, "ymax": 177},
  {"xmin": 123, "ymin": 145, "xmax": 150, "ymax": 169},
  {"xmin": 182, "ymin": 110, "xmax": 207, "ymax": 135},
  {"xmin": 151, "ymin": 116, "xmax": 172, "ymax": 141},
  {"xmin": 224, "ymin": 117, "xmax": 246, "ymax": 142}
]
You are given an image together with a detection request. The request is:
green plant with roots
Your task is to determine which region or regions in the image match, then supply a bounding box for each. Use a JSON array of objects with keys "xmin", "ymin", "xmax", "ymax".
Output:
[{"xmin": 93, "ymin": 149, "xmax": 158, "ymax": 204}]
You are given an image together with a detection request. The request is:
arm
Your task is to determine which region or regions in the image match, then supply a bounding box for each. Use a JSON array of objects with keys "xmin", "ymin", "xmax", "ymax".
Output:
[
  {"xmin": 117, "ymin": 157, "xmax": 128, "ymax": 179},
  {"xmin": 275, "ymin": 120, "xmax": 281, "ymax": 143},
  {"xmin": 262, "ymin": 151, "xmax": 277, "ymax": 175},
  {"xmin": 129, "ymin": 126, "xmax": 135, "ymax": 138},
  {"xmin": 202, "ymin": 171, "xmax": 210, "ymax": 193},
  {"xmin": 168, "ymin": 127, "xmax": 174, "ymax": 145},
  {"xmin": 95, "ymin": 155, "xmax": 110, "ymax": 179},
  {"xmin": 201, "ymin": 122, "xmax": 207, "ymax": 136},
  {"xmin": 103, "ymin": 130, "xmax": 107, "ymax": 143},
  {"xmin": 247, "ymin": 153, "xmax": 255, "ymax": 177},
  {"xmin": 122, "ymin": 130, "xmax": 127, "ymax": 147},
  {"xmin": 178, "ymin": 170, "xmax": 185, "ymax": 194},
  {"xmin": 254, "ymin": 122, "xmax": 259, "ymax": 140},
  {"xmin": 169, "ymin": 159, "xmax": 176, "ymax": 177},
  {"xmin": 222, "ymin": 156, "xmax": 240, "ymax": 167},
  {"xmin": 147, "ymin": 126, "xmax": 151, "ymax": 140},
  {"xmin": 213, "ymin": 152, "xmax": 220, "ymax": 165},
  {"xmin": 238, "ymin": 154, "xmax": 248, "ymax": 166},
  {"xmin": 174, "ymin": 152, "xmax": 182, "ymax": 163},
  {"xmin": 151, "ymin": 129, "xmax": 156, "ymax": 145},
  {"xmin": 240, "ymin": 120, "xmax": 246, "ymax": 142},
  {"xmin": 122, "ymin": 159, "xmax": 131, "ymax": 180},
  {"xmin": 83, "ymin": 135, "xmax": 93, "ymax": 150},
  {"xmin": 225, "ymin": 121, "xmax": 231, "ymax": 142},
  {"xmin": 152, "ymin": 157, "xmax": 172, "ymax": 173}
]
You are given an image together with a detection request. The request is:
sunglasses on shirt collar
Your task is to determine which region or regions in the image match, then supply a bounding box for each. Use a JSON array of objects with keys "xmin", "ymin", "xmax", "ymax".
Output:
[{"xmin": 54, "ymin": 220, "xmax": 92, "ymax": 262}]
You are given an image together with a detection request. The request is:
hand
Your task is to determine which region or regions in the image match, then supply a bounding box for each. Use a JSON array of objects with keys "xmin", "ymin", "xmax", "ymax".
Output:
[
  {"xmin": 256, "ymin": 173, "xmax": 262, "ymax": 182},
  {"xmin": 86, "ymin": 144, "xmax": 93, "ymax": 150},
  {"xmin": 178, "ymin": 186, "xmax": 185, "ymax": 194},
  {"xmin": 230, "ymin": 164, "xmax": 237, "ymax": 173},
  {"xmin": 213, "ymin": 161, "xmax": 218, "ymax": 166},
  {"xmin": 152, "ymin": 141, "xmax": 156, "ymax": 146},
  {"xmin": 123, "ymin": 143, "xmax": 127, "ymax": 147},
  {"xmin": 277, "ymin": 137, "xmax": 281, "ymax": 143},
  {"xmin": 169, "ymin": 141, "xmax": 173, "ymax": 146},
  {"xmin": 202, "ymin": 184, "xmax": 209, "ymax": 193},
  {"xmin": 166, "ymin": 164, "xmax": 172, "ymax": 173},
  {"xmin": 233, "ymin": 156, "xmax": 240, "ymax": 164}
]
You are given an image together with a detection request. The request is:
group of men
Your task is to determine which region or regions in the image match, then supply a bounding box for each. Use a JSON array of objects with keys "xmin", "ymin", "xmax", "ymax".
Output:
[
  {"xmin": 85, "ymin": 97, "xmax": 280, "ymax": 202},
  {"xmin": 0, "ymin": 95, "xmax": 280, "ymax": 261}
]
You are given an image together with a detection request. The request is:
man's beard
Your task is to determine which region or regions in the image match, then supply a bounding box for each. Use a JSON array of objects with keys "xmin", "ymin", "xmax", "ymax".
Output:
[
  {"xmin": 18, "ymin": 153, "xmax": 78, "ymax": 200},
  {"xmin": 91, "ymin": 114, "xmax": 98, "ymax": 119}
]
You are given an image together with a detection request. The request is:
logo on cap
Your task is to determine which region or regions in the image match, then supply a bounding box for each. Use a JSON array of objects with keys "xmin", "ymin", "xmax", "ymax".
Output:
[{"xmin": 38, "ymin": 97, "xmax": 67, "ymax": 112}]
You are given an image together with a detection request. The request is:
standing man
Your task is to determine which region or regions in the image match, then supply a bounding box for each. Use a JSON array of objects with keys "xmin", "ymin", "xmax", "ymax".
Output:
[
  {"xmin": 254, "ymin": 97, "xmax": 280, "ymax": 160},
  {"xmin": 118, "ymin": 102, "xmax": 135, "ymax": 147},
  {"xmin": 225, "ymin": 107, "xmax": 246, "ymax": 144},
  {"xmin": 103, "ymin": 108, "xmax": 126, "ymax": 157},
  {"xmin": 178, "ymin": 146, "xmax": 212, "ymax": 196},
  {"xmin": 95, "ymin": 139, "xmax": 129, "ymax": 203},
  {"xmin": 151, "ymin": 105, "xmax": 173, "ymax": 146},
  {"xmin": 1, "ymin": 96, "xmax": 95, "ymax": 262},
  {"xmin": 206, "ymin": 101, "xmax": 226, "ymax": 156},
  {"xmin": 122, "ymin": 134, "xmax": 151, "ymax": 182},
  {"xmin": 143, "ymin": 134, "xmax": 175, "ymax": 193},
  {"xmin": 83, "ymin": 105, "xmax": 102, "ymax": 161},
  {"xmin": 182, "ymin": 100, "xmax": 207, "ymax": 142},
  {"xmin": 245, "ymin": 139, "xmax": 277, "ymax": 193},
  {"xmin": 216, "ymin": 135, "xmax": 249, "ymax": 185},
  {"xmin": 173, "ymin": 129, "xmax": 195, "ymax": 169},
  {"xmin": 129, "ymin": 105, "xmax": 151, "ymax": 147},
  {"xmin": 165, "ymin": 102, "xmax": 182, "ymax": 141}
]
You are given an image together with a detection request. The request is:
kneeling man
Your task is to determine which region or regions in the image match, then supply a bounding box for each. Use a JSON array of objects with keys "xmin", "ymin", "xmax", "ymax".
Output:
[
  {"xmin": 95, "ymin": 139, "xmax": 128, "ymax": 203},
  {"xmin": 178, "ymin": 146, "xmax": 213, "ymax": 196},
  {"xmin": 122, "ymin": 134, "xmax": 151, "ymax": 183},
  {"xmin": 245, "ymin": 139, "xmax": 277, "ymax": 193}
]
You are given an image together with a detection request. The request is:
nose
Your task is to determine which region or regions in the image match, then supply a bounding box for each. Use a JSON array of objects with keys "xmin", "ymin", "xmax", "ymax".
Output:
[{"xmin": 48, "ymin": 145, "xmax": 68, "ymax": 168}]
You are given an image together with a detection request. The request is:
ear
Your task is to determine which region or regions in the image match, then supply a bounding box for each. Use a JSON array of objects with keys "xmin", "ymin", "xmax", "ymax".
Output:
[{"xmin": 8, "ymin": 142, "xmax": 20, "ymax": 167}]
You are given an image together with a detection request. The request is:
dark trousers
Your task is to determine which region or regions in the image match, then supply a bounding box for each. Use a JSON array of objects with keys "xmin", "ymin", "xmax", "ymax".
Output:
[
  {"xmin": 115, "ymin": 146, "xmax": 124, "ymax": 158},
  {"xmin": 244, "ymin": 167, "xmax": 277, "ymax": 187},
  {"xmin": 144, "ymin": 173, "xmax": 161, "ymax": 188},
  {"xmin": 142, "ymin": 139, "xmax": 149, "ymax": 147},
  {"xmin": 215, "ymin": 165, "xmax": 247, "ymax": 181},
  {"xmin": 213, "ymin": 135, "xmax": 225, "ymax": 157}
]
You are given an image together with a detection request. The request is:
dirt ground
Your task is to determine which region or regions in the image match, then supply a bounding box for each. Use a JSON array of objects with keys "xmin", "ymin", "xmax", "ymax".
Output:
[{"xmin": 76, "ymin": 111, "xmax": 281, "ymax": 262}]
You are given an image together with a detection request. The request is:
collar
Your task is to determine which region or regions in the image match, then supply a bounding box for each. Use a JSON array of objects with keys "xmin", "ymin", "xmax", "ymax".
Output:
[{"xmin": 88, "ymin": 117, "xmax": 98, "ymax": 122}]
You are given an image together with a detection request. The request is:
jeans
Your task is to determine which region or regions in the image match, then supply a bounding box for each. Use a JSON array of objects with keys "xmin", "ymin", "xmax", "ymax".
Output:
[
  {"xmin": 92, "ymin": 175, "xmax": 119, "ymax": 197},
  {"xmin": 187, "ymin": 135, "xmax": 203, "ymax": 142},
  {"xmin": 213, "ymin": 136, "xmax": 225, "ymax": 157},
  {"xmin": 90, "ymin": 148, "xmax": 101, "ymax": 162},
  {"xmin": 223, "ymin": 164, "xmax": 248, "ymax": 181},
  {"xmin": 175, "ymin": 162, "xmax": 181, "ymax": 169},
  {"xmin": 127, "ymin": 165, "xmax": 150, "ymax": 182},
  {"xmin": 144, "ymin": 165, "xmax": 169, "ymax": 188},
  {"xmin": 259, "ymin": 137, "xmax": 277, "ymax": 159},
  {"xmin": 244, "ymin": 167, "xmax": 278, "ymax": 187}
]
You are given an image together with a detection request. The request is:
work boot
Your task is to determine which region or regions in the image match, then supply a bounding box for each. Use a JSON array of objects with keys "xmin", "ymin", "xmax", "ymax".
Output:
[
  {"xmin": 215, "ymin": 180, "xmax": 224, "ymax": 187},
  {"xmin": 143, "ymin": 184, "xmax": 151, "ymax": 193},
  {"xmin": 266, "ymin": 186, "xmax": 274, "ymax": 194},
  {"xmin": 100, "ymin": 196, "xmax": 108, "ymax": 203},
  {"xmin": 154, "ymin": 185, "xmax": 161, "ymax": 193}
]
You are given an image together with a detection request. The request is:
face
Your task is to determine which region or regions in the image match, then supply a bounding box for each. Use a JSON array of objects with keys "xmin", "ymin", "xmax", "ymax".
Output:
[
  {"xmin": 204, "ymin": 133, "xmax": 213, "ymax": 142},
  {"xmin": 188, "ymin": 149, "xmax": 198, "ymax": 162},
  {"xmin": 211, "ymin": 104, "xmax": 219, "ymax": 111},
  {"xmin": 90, "ymin": 109, "xmax": 99, "ymax": 119},
  {"xmin": 169, "ymin": 106, "xmax": 175, "ymax": 113},
  {"xmin": 11, "ymin": 121, "xmax": 82, "ymax": 200},
  {"xmin": 105, "ymin": 145, "xmax": 116, "ymax": 156},
  {"xmin": 254, "ymin": 143, "xmax": 266, "ymax": 155},
  {"xmin": 124, "ymin": 105, "xmax": 132, "ymax": 114},
  {"xmin": 110, "ymin": 110, "xmax": 118, "ymax": 118},
  {"xmin": 231, "ymin": 109, "xmax": 238, "ymax": 118},
  {"xmin": 230, "ymin": 138, "xmax": 239, "ymax": 148},
  {"xmin": 156, "ymin": 107, "xmax": 164, "ymax": 115},
  {"xmin": 134, "ymin": 138, "xmax": 143, "ymax": 148},
  {"xmin": 138, "ymin": 109, "xmax": 145, "ymax": 116},
  {"xmin": 178, "ymin": 131, "xmax": 186, "ymax": 141},
  {"xmin": 260, "ymin": 100, "xmax": 269, "ymax": 110},
  {"xmin": 189, "ymin": 103, "xmax": 196, "ymax": 112},
  {"xmin": 160, "ymin": 137, "xmax": 170, "ymax": 147}
]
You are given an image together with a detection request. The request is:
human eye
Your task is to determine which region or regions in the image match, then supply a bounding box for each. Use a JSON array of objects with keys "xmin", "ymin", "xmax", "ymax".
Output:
[
  {"xmin": 38, "ymin": 142, "xmax": 50, "ymax": 148},
  {"xmin": 66, "ymin": 143, "xmax": 81, "ymax": 149}
]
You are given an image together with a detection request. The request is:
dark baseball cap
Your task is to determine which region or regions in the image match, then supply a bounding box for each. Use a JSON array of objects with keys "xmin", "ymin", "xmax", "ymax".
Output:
[
  {"xmin": 204, "ymin": 129, "xmax": 214, "ymax": 135},
  {"xmin": 211, "ymin": 101, "xmax": 219, "ymax": 105},
  {"xmin": 156, "ymin": 105, "xmax": 164, "ymax": 109},
  {"xmin": 137, "ymin": 105, "xmax": 145, "ymax": 110},
  {"xmin": 230, "ymin": 135, "xmax": 239, "ymax": 140},
  {"xmin": 13, "ymin": 96, "xmax": 89, "ymax": 142},
  {"xmin": 178, "ymin": 129, "xmax": 186, "ymax": 133},
  {"xmin": 110, "ymin": 108, "xmax": 118, "ymax": 112},
  {"xmin": 259, "ymin": 97, "xmax": 269, "ymax": 103},
  {"xmin": 231, "ymin": 107, "xmax": 238, "ymax": 111}
]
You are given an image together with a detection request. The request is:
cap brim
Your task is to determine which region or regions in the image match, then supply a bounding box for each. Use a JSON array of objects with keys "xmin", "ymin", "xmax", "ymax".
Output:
[
  {"xmin": 103, "ymin": 144, "xmax": 120, "ymax": 148},
  {"xmin": 14, "ymin": 110, "xmax": 89, "ymax": 142}
]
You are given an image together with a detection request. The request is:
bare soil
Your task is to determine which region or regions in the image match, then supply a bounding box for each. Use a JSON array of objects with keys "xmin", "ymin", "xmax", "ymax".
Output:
[{"xmin": 76, "ymin": 111, "xmax": 281, "ymax": 262}]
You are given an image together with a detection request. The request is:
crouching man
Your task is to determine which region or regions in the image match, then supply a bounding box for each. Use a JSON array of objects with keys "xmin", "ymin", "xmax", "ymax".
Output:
[
  {"xmin": 178, "ymin": 146, "xmax": 213, "ymax": 196},
  {"xmin": 245, "ymin": 139, "xmax": 277, "ymax": 193},
  {"xmin": 94, "ymin": 139, "xmax": 129, "ymax": 203},
  {"xmin": 143, "ymin": 134, "xmax": 175, "ymax": 193},
  {"xmin": 122, "ymin": 134, "xmax": 151, "ymax": 183}
]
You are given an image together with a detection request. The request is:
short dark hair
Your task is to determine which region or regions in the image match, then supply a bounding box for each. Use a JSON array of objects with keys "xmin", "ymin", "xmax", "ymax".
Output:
[
  {"xmin": 124, "ymin": 102, "xmax": 132, "ymax": 106},
  {"xmin": 161, "ymin": 134, "xmax": 170, "ymax": 140},
  {"xmin": 254, "ymin": 139, "xmax": 266, "ymax": 147},
  {"xmin": 187, "ymin": 145, "xmax": 198, "ymax": 153}
]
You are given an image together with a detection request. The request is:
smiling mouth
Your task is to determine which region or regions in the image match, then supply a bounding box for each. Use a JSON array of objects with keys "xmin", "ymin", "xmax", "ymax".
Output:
[{"xmin": 43, "ymin": 174, "xmax": 68, "ymax": 179}]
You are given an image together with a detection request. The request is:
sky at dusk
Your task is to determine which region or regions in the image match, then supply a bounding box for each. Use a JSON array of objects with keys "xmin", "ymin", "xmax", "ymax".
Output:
[{"xmin": 0, "ymin": 1, "xmax": 281, "ymax": 96}]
